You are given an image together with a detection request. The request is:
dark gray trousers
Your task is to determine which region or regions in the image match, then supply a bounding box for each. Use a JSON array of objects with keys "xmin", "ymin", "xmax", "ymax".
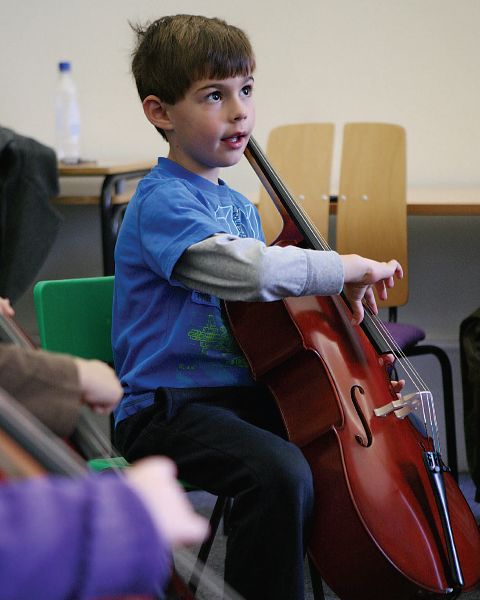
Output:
[{"xmin": 115, "ymin": 385, "xmax": 314, "ymax": 600}]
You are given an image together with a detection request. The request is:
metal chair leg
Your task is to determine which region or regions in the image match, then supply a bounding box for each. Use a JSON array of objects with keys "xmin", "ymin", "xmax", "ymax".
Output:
[
  {"xmin": 188, "ymin": 496, "xmax": 229, "ymax": 595},
  {"xmin": 308, "ymin": 555, "xmax": 326, "ymax": 600}
]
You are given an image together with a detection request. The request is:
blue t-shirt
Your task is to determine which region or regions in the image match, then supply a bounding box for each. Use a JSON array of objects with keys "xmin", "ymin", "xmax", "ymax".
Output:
[{"xmin": 112, "ymin": 158, "xmax": 264, "ymax": 424}]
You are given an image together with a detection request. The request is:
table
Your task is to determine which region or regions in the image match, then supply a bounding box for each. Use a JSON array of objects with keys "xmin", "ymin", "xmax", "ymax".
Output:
[
  {"xmin": 55, "ymin": 160, "xmax": 155, "ymax": 275},
  {"xmin": 404, "ymin": 188, "xmax": 480, "ymax": 216},
  {"xmin": 247, "ymin": 188, "xmax": 480, "ymax": 216},
  {"xmin": 328, "ymin": 188, "xmax": 480, "ymax": 216}
]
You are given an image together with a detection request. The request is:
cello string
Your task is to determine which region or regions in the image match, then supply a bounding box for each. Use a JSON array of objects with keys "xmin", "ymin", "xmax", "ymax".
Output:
[
  {"xmin": 277, "ymin": 172, "xmax": 443, "ymax": 451},
  {"xmin": 0, "ymin": 388, "xmax": 89, "ymax": 477},
  {"xmin": 0, "ymin": 312, "xmax": 131, "ymax": 466},
  {"xmin": 360, "ymin": 304, "xmax": 440, "ymax": 453},
  {"xmin": 173, "ymin": 548, "xmax": 246, "ymax": 600},
  {"xmin": 75, "ymin": 418, "xmax": 248, "ymax": 600},
  {"xmin": 75, "ymin": 412, "xmax": 125, "ymax": 461},
  {"xmin": 357, "ymin": 294, "xmax": 443, "ymax": 454},
  {"xmin": 348, "ymin": 286, "xmax": 441, "ymax": 454}
]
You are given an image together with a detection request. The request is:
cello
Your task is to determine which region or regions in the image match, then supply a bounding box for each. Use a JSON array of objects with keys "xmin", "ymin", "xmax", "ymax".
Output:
[{"xmin": 225, "ymin": 137, "xmax": 480, "ymax": 600}]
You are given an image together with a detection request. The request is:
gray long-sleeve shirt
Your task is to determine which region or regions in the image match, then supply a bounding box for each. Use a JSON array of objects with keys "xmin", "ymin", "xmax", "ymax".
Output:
[{"xmin": 173, "ymin": 233, "xmax": 344, "ymax": 302}]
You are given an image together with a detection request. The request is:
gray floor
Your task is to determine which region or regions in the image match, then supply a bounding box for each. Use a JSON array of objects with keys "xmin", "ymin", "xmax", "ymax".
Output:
[{"xmin": 176, "ymin": 472, "xmax": 480, "ymax": 600}]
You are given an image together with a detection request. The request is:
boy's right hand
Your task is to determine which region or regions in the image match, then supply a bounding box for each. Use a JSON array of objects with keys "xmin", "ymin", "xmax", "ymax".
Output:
[{"xmin": 341, "ymin": 255, "xmax": 403, "ymax": 326}]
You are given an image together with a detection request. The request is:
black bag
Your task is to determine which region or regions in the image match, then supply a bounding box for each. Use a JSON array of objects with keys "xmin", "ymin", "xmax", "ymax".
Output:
[{"xmin": 460, "ymin": 306, "xmax": 480, "ymax": 501}]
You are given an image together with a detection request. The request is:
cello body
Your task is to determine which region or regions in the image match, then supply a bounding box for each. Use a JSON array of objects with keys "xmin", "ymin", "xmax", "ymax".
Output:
[{"xmin": 225, "ymin": 138, "xmax": 480, "ymax": 599}]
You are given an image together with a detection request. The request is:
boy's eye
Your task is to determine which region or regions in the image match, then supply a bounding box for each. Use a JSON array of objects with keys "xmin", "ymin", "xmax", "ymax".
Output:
[
  {"xmin": 206, "ymin": 91, "xmax": 222, "ymax": 102},
  {"xmin": 241, "ymin": 85, "xmax": 253, "ymax": 97}
]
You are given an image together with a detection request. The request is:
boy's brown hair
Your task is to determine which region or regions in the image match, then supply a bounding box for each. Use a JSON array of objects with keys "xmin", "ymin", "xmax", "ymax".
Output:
[{"xmin": 131, "ymin": 15, "xmax": 256, "ymax": 139}]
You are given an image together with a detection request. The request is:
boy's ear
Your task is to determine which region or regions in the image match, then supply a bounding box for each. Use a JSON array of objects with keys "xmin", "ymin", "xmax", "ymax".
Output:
[{"xmin": 143, "ymin": 95, "xmax": 174, "ymax": 132}]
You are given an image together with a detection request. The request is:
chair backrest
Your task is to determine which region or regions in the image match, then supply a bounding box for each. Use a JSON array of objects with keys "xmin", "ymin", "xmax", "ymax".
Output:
[
  {"xmin": 335, "ymin": 123, "xmax": 409, "ymax": 308},
  {"xmin": 257, "ymin": 123, "xmax": 335, "ymax": 245},
  {"xmin": 34, "ymin": 276, "xmax": 115, "ymax": 363}
]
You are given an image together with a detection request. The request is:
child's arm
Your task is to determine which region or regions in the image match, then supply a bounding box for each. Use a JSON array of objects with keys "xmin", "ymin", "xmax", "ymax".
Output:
[
  {"xmin": 0, "ymin": 346, "xmax": 123, "ymax": 437},
  {"xmin": 173, "ymin": 233, "xmax": 402, "ymax": 325},
  {"xmin": 173, "ymin": 233, "xmax": 344, "ymax": 301},
  {"xmin": 0, "ymin": 457, "xmax": 207, "ymax": 600}
]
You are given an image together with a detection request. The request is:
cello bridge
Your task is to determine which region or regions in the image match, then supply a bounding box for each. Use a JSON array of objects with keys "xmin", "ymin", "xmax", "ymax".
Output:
[{"xmin": 373, "ymin": 391, "xmax": 430, "ymax": 419}]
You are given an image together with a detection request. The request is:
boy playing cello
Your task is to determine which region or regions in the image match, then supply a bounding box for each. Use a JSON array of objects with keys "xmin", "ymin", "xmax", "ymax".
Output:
[{"xmin": 112, "ymin": 14, "xmax": 403, "ymax": 600}]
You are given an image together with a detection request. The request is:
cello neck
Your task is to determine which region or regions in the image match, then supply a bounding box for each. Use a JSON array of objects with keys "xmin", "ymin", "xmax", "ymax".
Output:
[
  {"xmin": 245, "ymin": 137, "xmax": 327, "ymax": 250},
  {"xmin": 245, "ymin": 136, "xmax": 392, "ymax": 355}
]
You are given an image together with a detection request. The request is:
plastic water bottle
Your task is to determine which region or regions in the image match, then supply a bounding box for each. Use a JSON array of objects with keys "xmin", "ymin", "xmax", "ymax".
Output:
[{"xmin": 55, "ymin": 61, "xmax": 80, "ymax": 163}]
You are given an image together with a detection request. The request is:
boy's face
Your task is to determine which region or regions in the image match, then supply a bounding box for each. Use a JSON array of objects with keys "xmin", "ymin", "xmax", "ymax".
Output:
[{"xmin": 162, "ymin": 74, "xmax": 255, "ymax": 183}]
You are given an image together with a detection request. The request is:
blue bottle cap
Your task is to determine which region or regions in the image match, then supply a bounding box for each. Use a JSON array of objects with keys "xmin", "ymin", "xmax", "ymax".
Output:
[{"xmin": 59, "ymin": 62, "xmax": 71, "ymax": 72}]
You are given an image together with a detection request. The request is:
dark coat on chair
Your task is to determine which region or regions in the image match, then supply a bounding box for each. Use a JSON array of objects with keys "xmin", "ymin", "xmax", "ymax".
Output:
[
  {"xmin": 0, "ymin": 127, "xmax": 61, "ymax": 302},
  {"xmin": 460, "ymin": 306, "xmax": 480, "ymax": 501}
]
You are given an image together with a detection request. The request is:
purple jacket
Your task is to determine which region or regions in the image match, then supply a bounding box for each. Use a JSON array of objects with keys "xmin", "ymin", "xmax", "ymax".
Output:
[{"xmin": 0, "ymin": 473, "xmax": 171, "ymax": 599}]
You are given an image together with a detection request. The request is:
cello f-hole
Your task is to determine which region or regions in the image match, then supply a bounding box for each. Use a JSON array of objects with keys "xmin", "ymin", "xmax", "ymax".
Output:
[{"xmin": 351, "ymin": 385, "xmax": 372, "ymax": 448}]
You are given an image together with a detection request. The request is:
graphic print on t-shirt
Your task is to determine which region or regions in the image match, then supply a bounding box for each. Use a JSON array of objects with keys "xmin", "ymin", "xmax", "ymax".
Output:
[
  {"xmin": 177, "ymin": 199, "xmax": 262, "ymax": 385},
  {"xmin": 179, "ymin": 307, "xmax": 249, "ymax": 385},
  {"xmin": 215, "ymin": 203, "xmax": 262, "ymax": 239}
]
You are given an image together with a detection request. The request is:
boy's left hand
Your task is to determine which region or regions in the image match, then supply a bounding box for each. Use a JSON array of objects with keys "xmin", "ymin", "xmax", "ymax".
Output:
[{"xmin": 341, "ymin": 256, "xmax": 403, "ymax": 326}]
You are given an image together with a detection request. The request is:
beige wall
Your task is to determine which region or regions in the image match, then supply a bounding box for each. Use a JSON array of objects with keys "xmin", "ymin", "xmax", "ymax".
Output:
[{"xmin": 2, "ymin": 0, "xmax": 480, "ymax": 194}]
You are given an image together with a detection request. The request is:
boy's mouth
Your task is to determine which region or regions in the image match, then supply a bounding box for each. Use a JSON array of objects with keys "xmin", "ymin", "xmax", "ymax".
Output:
[
  {"xmin": 221, "ymin": 133, "xmax": 247, "ymax": 148},
  {"xmin": 223, "ymin": 134, "xmax": 242, "ymax": 142}
]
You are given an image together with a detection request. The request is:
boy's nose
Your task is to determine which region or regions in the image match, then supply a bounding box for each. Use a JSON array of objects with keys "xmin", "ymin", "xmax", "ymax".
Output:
[
  {"xmin": 230, "ymin": 98, "xmax": 248, "ymax": 122},
  {"xmin": 234, "ymin": 111, "xmax": 247, "ymax": 121}
]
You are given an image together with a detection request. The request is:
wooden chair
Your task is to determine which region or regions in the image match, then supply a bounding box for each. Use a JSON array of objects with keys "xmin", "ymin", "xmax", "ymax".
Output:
[
  {"xmin": 257, "ymin": 123, "xmax": 334, "ymax": 245},
  {"xmin": 335, "ymin": 122, "xmax": 457, "ymax": 480}
]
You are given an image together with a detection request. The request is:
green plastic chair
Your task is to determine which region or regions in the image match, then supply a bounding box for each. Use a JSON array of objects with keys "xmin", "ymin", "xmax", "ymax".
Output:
[
  {"xmin": 34, "ymin": 276, "xmax": 115, "ymax": 363},
  {"xmin": 34, "ymin": 275, "xmax": 122, "ymax": 471},
  {"xmin": 33, "ymin": 275, "xmax": 228, "ymax": 593}
]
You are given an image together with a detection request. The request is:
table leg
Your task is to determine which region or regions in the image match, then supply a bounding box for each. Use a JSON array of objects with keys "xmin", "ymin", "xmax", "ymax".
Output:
[{"xmin": 99, "ymin": 169, "xmax": 152, "ymax": 276}]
